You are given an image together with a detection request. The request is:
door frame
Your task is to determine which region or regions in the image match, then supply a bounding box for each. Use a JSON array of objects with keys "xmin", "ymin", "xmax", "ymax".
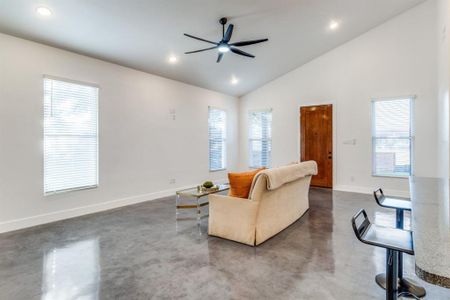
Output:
[{"xmin": 298, "ymin": 101, "xmax": 337, "ymax": 188}]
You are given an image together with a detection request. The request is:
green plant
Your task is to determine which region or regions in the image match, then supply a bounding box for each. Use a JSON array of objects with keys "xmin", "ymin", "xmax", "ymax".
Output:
[{"xmin": 202, "ymin": 181, "xmax": 214, "ymax": 188}]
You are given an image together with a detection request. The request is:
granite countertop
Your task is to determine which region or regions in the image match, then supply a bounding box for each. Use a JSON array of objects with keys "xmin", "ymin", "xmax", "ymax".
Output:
[{"xmin": 409, "ymin": 176, "xmax": 450, "ymax": 288}]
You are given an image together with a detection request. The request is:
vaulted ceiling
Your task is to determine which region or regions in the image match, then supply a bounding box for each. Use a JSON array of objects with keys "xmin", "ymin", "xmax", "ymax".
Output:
[{"xmin": 0, "ymin": 0, "xmax": 424, "ymax": 96}]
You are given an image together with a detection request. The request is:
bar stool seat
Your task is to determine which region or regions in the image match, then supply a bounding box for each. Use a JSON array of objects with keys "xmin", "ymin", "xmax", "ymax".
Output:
[
  {"xmin": 374, "ymin": 189, "xmax": 411, "ymax": 211},
  {"xmin": 362, "ymin": 224, "xmax": 414, "ymax": 255},
  {"xmin": 352, "ymin": 209, "xmax": 414, "ymax": 254},
  {"xmin": 375, "ymin": 196, "xmax": 411, "ymax": 211}
]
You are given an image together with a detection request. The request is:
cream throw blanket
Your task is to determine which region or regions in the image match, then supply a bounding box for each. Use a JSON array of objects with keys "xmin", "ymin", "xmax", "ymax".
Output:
[{"xmin": 250, "ymin": 160, "xmax": 318, "ymax": 193}]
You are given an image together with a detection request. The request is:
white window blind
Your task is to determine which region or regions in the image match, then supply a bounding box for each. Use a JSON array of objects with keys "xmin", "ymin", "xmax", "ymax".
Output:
[
  {"xmin": 44, "ymin": 77, "xmax": 99, "ymax": 194},
  {"xmin": 372, "ymin": 97, "xmax": 413, "ymax": 177},
  {"xmin": 208, "ymin": 107, "xmax": 226, "ymax": 171},
  {"xmin": 248, "ymin": 109, "xmax": 272, "ymax": 168}
]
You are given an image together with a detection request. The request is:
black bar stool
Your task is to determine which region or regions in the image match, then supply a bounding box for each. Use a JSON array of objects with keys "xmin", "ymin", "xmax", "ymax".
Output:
[
  {"xmin": 351, "ymin": 209, "xmax": 415, "ymax": 300},
  {"xmin": 374, "ymin": 188, "xmax": 426, "ymax": 298}
]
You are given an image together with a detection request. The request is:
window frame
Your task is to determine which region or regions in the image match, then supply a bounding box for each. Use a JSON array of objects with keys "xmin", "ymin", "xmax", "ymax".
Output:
[
  {"xmin": 208, "ymin": 106, "xmax": 227, "ymax": 172},
  {"xmin": 43, "ymin": 75, "xmax": 99, "ymax": 195},
  {"xmin": 371, "ymin": 96, "xmax": 415, "ymax": 178},
  {"xmin": 248, "ymin": 108, "xmax": 273, "ymax": 169}
]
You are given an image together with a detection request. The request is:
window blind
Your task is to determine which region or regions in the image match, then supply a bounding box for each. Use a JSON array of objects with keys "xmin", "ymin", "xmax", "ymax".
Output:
[
  {"xmin": 44, "ymin": 77, "xmax": 99, "ymax": 194},
  {"xmin": 248, "ymin": 110, "xmax": 272, "ymax": 168},
  {"xmin": 372, "ymin": 97, "xmax": 413, "ymax": 177},
  {"xmin": 208, "ymin": 107, "xmax": 226, "ymax": 171}
]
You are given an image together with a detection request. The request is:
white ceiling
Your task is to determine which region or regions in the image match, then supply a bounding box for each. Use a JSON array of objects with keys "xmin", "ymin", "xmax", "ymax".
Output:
[{"xmin": 0, "ymin": 0, "xmax": 424, "ymax": 97}]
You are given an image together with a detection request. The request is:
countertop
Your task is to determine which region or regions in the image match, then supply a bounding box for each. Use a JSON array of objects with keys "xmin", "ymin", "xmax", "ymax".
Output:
[{"xmin": 409, "ymin": 176, "xmax": 450, "ymax": 288}]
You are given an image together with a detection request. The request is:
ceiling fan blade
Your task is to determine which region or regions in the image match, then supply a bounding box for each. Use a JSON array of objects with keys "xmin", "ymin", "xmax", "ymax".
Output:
[
  {"xmin": 223, "ymin": 24, "xmax": 234, "ymax": 43},
  {"xmin": 217, "ymin": 53, "xmax": 224, "ymax": 63},
  {"xmin": 184, "ymin": 33, "xmax": 218, "ymax": 45},
  {"xmin": 230, "ymin": 47, "xmax": 255, "ymax": 58},
  {"xmin": 185, "ymin": 46, "xmax": 218, "ymax": 54},
  {"xmin": 230, "ymin": 38, "xmax": 268, "ymax": 47}
]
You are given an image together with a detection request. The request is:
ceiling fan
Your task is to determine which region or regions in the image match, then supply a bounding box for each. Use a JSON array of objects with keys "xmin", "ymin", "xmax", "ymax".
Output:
[{"xmin": 184, "ymin": 17, "xmax": 268, "ymax": 63}]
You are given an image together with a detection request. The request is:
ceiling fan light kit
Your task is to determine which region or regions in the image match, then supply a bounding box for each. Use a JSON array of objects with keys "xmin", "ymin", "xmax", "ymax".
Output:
[{"xmin": 184, "ymin": 17, "xmax": 268, "ymax": 63}]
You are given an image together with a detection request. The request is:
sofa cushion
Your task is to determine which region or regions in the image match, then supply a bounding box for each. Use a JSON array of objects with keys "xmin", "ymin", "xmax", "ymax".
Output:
[{"xmin": 228, "ymin": 168, "xmax": 265, "ymax": 199}]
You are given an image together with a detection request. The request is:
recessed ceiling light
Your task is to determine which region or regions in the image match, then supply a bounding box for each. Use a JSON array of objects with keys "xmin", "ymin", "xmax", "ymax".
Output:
[
  {"xmin": 329, "ymin": 20, "xmax": 339, "ymax": 31},
  {"xmin": 168, "ymin": 55, "xmax": 178, "ymax": 64},
  {"xmin": 231, "ymin": 77, "xmax": 239, "ymax": 85},
  {"xmin": 36, "ymin": 6, "xmax": 52, "ymax": 16}
]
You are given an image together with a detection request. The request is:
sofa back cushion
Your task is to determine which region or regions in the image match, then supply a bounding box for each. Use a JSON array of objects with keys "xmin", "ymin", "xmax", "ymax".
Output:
[{"xmin": 228, "ymin": 168, "xmax": 265, "ymax": 199}]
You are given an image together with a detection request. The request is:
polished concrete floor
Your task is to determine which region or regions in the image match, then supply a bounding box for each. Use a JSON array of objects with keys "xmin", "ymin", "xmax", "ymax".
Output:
[{"xmin": 0, "ymin": 189, "xmax": 449, "ymax": 300}]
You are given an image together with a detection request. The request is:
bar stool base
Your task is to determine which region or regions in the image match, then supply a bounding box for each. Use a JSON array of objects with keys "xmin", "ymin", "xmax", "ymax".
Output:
[{"xmin": 375, "ymin": 273, "xmax": 426, "ymax": 298}]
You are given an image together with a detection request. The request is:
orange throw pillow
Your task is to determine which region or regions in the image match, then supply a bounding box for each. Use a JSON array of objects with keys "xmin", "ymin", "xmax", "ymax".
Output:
[{"xmin": 228, "ymin": 168, "xmax": 265, "ymax": 199}]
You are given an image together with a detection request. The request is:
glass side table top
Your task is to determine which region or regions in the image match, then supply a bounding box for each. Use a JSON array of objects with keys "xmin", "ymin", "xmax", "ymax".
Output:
[{"xmin": 176, "ymin": 183, "xmax": 230, "ymax": 198}]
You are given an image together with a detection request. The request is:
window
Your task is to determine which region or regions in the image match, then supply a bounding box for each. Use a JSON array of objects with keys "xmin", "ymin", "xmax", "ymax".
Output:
[
  {"xmin": 44, "ymin": 77, "xmax": 99, "ymax": 194},
  {"xmin": 208, "ymin": 107, "xmax": 226, "ymax": 171},
  {"xmin": 372, "ymin": 97, "xmax": 413, "ymax": 177},
  {"xmin": 248, "ymin": 109, "xmax": 272, "ymax": 168}
]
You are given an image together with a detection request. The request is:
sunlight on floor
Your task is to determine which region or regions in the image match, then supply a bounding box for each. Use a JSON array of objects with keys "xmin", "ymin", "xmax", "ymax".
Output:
[{"xmin": 42, "ymin": 238, "xmax": 100, "ymax": 300}]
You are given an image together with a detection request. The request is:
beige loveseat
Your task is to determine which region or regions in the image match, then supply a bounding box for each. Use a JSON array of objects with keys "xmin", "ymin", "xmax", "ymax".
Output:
[{"xmin": 208, "ymin": 161, "xmax": 318, "ymax": 246}]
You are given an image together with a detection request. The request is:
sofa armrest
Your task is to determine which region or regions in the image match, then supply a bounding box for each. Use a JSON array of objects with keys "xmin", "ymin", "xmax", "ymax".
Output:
[{"xmin": 208, "ymin": 194, "xmax": 259, "ymax": 246}]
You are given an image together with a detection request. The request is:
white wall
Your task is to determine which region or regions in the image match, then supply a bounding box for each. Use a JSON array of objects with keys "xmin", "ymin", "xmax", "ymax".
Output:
[
  {"xmin": 0, "ymin": 33, "xmax": 239, "ymax": 232},
  {"xmin": 437, "ymin": 0, "xmax": 450, "ymax": 178},
  {"xmin": 239, "ymin": 0, "xmax": 438, "ymax": 196}
]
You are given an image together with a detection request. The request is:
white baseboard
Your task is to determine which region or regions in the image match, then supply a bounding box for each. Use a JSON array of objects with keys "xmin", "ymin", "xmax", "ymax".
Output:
[
  {"xmin": 333, "ymin": 184, "xmax": 410, "ymax": 198},
  {"xmin": 0, "ymin": 183, "xmax": 206, "ymax": 234}
]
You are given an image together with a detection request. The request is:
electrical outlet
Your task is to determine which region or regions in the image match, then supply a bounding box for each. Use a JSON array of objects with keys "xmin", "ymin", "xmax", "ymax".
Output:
[
  {"xmin": 343, "ymin": 139, "xmax": 356, "ymax": 145},
  {"xmin": 169, "ymin": 178, "xmax": 176, "ymax": 184}
]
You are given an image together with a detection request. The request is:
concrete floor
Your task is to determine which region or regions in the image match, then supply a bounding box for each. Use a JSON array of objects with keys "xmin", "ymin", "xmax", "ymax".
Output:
[{"xmin": 0, "ymin": 188, "xmax": 449, "ymax": 300}]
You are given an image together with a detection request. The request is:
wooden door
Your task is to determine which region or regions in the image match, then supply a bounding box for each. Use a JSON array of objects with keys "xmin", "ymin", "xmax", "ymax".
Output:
[{"xmin": 300, "ymin": 104, "xmax": 333, "ymax": 188}]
